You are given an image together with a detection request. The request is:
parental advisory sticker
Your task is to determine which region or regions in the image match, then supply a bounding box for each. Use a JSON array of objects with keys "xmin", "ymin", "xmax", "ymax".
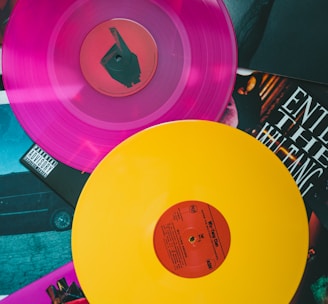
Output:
[{"xmin": 22, "ymin": 144, "xmax": 58, "ymax": 178}]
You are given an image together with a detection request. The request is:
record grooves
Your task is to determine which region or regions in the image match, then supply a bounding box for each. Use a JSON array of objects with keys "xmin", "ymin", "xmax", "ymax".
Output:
[{"xmin": 2, "ymin": 0, "xmax": 237, "ymax": 172}]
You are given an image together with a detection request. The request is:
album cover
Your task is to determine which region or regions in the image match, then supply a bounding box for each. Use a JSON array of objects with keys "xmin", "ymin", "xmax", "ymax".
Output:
[
  {"xmin": 221, "ymin": 69, "xmax": 328, "ymax": 304},
  {"xmin": 223, "ymin": 0, "xmax": 328, "ymax": 85},
  {"xmin": 0, "ymin": 102, "xmax": 74, "ymax": 299},
  {"xmin": 20, "ymin": 145, "xmax": 90, "ymax": 208},
  {"xmin": 221, "ymin": 69, "xmax": 328, "ymax": 225}
]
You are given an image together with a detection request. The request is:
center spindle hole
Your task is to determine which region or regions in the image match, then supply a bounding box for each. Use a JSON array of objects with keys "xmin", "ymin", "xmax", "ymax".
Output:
[
  {"xmin": 115, "ymin": 54, "xmax": 122, "ymax": 62},
  {"xmin": 189, "ymin": 236, "xmax": 195, "ymax": 244}
]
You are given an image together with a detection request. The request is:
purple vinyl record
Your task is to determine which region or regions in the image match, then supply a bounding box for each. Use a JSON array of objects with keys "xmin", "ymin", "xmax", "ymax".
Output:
[{"xmin": 2, "ymin": 0, "xmax": 237, "ymax": 172}]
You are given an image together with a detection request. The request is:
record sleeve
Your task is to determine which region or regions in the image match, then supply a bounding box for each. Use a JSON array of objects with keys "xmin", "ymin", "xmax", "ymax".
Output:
[
  {"xmin": 220, "ymin": 69, "xmax": 328, "ymax": 227},
  {"xmin": 20, "ymin": 144, "xmax": 90, "ymax": 207},
  {"xmin": 223, "ymin": 0, "xmax": 328, "ymax": 85},
  {"xmin": 220, "ymin": 68, "xmax": 328, "ymax": 304},
  {"xmin": 0, "ymin": 102, "xmax": 73, "ymax": 298}
]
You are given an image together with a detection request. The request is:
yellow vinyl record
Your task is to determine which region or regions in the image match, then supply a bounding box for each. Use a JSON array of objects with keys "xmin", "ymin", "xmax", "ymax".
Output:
[{"xmin": 72, "ymin": 120, "xmax": 309, "ymax": 303}]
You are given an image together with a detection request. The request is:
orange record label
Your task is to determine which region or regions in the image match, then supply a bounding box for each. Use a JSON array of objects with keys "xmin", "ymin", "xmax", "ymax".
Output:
[
  {"xmin": 153, "ymin": 200, "xmax": 230, "ymax": 278},
  {"xmin": 80, "ymin": 18, "xmax": 158, "ymax": 97}
]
